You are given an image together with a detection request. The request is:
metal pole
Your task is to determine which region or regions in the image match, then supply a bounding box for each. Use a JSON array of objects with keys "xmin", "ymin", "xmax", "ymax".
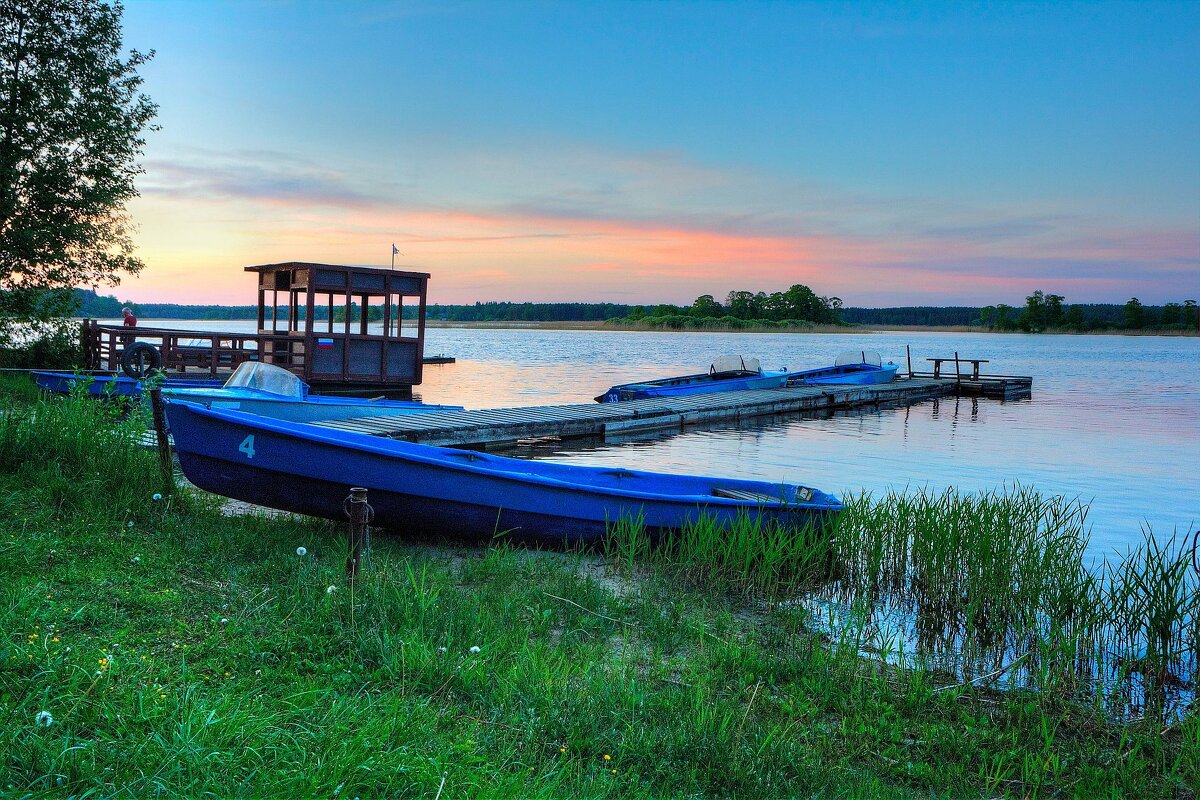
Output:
[
  {"xmin": 148, "ymin": 388, "xmax": 173, "ymax": 497},
  {"xmin": 345, "ymin": 487, "xmax": 372, "ymax": 580}
]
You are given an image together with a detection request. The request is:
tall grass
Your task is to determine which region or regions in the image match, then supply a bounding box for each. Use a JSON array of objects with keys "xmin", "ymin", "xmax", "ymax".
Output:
[
  {"xmin": 0, "ymin": 384, "xmax": 157, "ymax": 519},
  {"xmin": 611, "ymin": 486, "xmax": 1198, "ymax": 720}
]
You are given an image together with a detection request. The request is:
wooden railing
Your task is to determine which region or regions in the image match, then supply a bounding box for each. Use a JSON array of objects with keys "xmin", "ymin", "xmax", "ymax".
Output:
[{"xmin": 82, "ymin": 321, "xmax": 301, "ymax": 377}]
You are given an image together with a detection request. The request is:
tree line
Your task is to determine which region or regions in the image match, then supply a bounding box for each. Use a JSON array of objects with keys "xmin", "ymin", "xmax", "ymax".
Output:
[
  {"xmin": 981, "ymin": 291, "xmax": 1199, "ymax": 333},
  {"xmin": 612, "ymin": 285, "xmax": 844, "ymax": 329}
]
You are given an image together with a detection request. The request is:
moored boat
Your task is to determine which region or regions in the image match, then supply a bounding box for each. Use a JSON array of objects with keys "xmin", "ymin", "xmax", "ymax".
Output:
[
  {"xmin": 161, "ymin": 362, "xmax": 462, "ymax": 423},
  {"xmin": 787, "ymin": 351, "xmax": 899, "ymax": 386},
  {"xmin": 596, "ymin": 355, "xmax": 789, "ymax": 403},
  {"xmin": 32, "ymin": 370, "xmax": 224, "ymax": 398},
  {"xmin": 165, "ymin": 400, "xmax": 843, "ymax": 544}
]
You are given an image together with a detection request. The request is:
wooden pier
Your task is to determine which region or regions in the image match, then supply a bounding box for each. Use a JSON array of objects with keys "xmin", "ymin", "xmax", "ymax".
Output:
[{"xmin": 310, "ymin": 373, "xmax": 1031, "ymax": 449}]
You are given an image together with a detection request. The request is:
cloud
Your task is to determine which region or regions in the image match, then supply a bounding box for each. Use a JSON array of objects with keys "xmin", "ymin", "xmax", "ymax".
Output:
[{"xmin": 140, "ymin": 149, "xmax": 389, "ymax": 209}]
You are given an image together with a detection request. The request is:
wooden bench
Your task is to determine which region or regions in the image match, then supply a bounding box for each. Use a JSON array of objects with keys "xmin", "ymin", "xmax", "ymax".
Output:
[{"xmin": 927, "ymin": 357, "xmax": 989, "ymax": 380}]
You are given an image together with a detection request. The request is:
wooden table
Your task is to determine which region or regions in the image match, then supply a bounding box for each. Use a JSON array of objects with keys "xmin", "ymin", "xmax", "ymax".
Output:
[{"xmin": 927, "ymin": 358, "xmax": 989, "ymax": 379}]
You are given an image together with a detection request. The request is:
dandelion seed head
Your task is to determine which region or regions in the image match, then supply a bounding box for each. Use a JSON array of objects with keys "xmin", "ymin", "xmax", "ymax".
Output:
[
  {"xmin": 130, "ymin": 556, "xmax": 140, "ymax": 564},
  {"xmin": 219, "ymin": 618, "xmax": 229, "ymax": 625},
  {"xmin": 469, "ymin": 645, "xmax": 481, "ymax": 654},
  {"xmin": 151, "ymin": 493, "xmax": 162, "ymax": 501},
  {"xmin": 326, "ymin": 585, "xmax": 337, "ymax": 594},
  {"xmin": 295, "ymin": 547, "xmax": 307, "ymax": 557},
  {"xmin": 437, "ymin": 647, "xmax": 447, "ymax": 655},
  {"xmin": 34, "ymin": 710, "xmax": 52, "ymax": 727},
  {"xmin": 126, "ymin": 521, "xmax": 134, "ymax": 528}
]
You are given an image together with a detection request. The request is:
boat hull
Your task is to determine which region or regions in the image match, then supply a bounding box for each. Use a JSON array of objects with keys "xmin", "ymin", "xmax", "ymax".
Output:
[
  {"xmin": 787, "ymin": 363, "xmax": 898, "ymax": 386},
  {"xmin": 596, "ymin": 370, "xmax": 789, "ymax": 403},
  {"xmin": 166, "ymin": 401, "xmax": 842, "ymax": 545}
]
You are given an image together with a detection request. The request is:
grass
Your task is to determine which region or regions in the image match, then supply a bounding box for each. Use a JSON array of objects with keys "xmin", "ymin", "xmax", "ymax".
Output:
[{"xmin": 0, "ymin": 384, "xmax": 1196, "ymax": 797}]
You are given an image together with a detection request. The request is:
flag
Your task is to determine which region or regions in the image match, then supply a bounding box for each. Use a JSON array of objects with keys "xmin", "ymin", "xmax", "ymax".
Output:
[{"xmin": 392, "ymin": 244, "xmax": 399, "ymax": 255}]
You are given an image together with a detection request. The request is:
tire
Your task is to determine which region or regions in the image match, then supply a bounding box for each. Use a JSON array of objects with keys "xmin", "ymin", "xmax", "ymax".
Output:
[{"xmin": 120, "ymin": 342, "xmax": 162, "ymax": 378}]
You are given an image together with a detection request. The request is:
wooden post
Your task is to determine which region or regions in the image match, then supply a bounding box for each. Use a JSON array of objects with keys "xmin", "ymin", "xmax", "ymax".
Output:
[
  {"xmin": 954, "ymin": 351, "xmax": 961, "ymax": 391},
  {"xmin": 148, "ymin": 388, "xmax": 173, "ymax": 497},
  {"xmin": 906, "ymin": 344, "xmax": 912, "ymax": 379},
  {"xmin": 345, "ymin": 487, "xmax": 372, "ymax": 580}
]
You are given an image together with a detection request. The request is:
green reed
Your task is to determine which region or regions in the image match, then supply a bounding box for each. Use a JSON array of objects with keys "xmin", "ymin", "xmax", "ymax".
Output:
[
  {"xmin": 608, "ymin": 485, "xmax": 1198, "ymax": 719},
  {"xmin": 822, "ymin": 487, "xmax": 1197, "ymax": 718},
  {"xmin": 607, "ymin": 510, "xmax": 834, "ymax": 598}
]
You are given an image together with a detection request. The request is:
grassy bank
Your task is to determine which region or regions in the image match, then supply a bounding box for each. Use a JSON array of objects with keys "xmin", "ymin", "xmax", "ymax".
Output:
[{"xmin": 0, "ymin": 385, "xmax": 1196, "ymax": 797}]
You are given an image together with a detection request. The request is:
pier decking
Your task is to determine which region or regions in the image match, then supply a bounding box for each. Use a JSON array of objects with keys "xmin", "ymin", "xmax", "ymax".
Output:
[{"xmin": 310, "ymin": 374, "xmax": 1031, "ymax": 448}]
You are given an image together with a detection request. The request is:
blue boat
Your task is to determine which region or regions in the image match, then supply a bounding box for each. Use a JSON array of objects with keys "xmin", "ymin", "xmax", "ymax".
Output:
[
  {"xmin": 162, "ymin": 362, "xmax": 462, "ymax": 423},
  {"xmin": 32, "ymin": 370, "xmax": 224, "ymax": 398},
  {"xmin": 787, "ymin": 351, "xmax": 899, "ymax": 386},
  {"xmin": 596, "ymin": 355, "xmax": 789, "ymax": 403},
  {"xmin": 164, "ymin": 400, "xmax": 843, "ymax": 544}
]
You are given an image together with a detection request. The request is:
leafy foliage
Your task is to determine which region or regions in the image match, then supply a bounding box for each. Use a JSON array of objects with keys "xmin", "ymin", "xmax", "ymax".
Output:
[{"xmin": 0, "ymin": 0, "xmax": 157, "ymax": 355}]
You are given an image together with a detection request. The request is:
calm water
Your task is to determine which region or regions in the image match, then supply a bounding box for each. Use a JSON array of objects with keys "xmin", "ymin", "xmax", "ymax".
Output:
[{"xmin": 132, "ymin": 321, "xmax": 1198, "ymax": 557}]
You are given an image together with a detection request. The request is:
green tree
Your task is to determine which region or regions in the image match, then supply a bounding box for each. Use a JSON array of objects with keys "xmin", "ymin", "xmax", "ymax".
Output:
[
  {"xmin": 1020, "ymin": 290, "xmax": 1047, "ymax": 332},
  {"xmin": 1123, "ymin": 297, "xmax": 1144, "ymax": 329},
  {"xmin": 725, "ymin": 290, "xmax": 760, "ymax": 319},
  {"xmin": 1044, "ymin": 293, "xmax": 1065, "ymax": 327},
  {"xmin": 0, "ymin": 0, "xmax": 157, "ymax": 355},
  {"xmin": 690, "ymin": 294, "xmax": 723, "ymax": 317}
]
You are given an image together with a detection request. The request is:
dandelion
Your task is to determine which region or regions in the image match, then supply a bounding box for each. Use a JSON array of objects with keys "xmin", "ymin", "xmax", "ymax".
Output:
[
  {"xmin": 469, "ymin": 646, "xmax": 481, "ymax": 654},
  {"xmin": 219, "ymin": 618, "xmax": 229, "ymax": 626},
  {"xmin": 326, "ymin": 585, "xmax": 337, "ymax": 594},
  {"xmin": 559, "ymin": 747, "xmax": 566, "ymax": 753},
  {"xmin": 296, "ymin": 546, "xmax": 307, "ymax": 557},
  {"xmin": 611, "ymin": 769, "xmax": 617, "ymax": 775},
  {"xmin": 437, "ymin": 647, "xmax": 447, "ymax": 655},
  {"xmin": 603, "ymin": 754, "xmax": 611, "ymax": 762},
  {"xmin": 151, "ymin": 493, "xmax": 162, "ymax": 501},
  {"xmin": 35, "ymin": 710, "xmax": 53, "ymax": 727}
]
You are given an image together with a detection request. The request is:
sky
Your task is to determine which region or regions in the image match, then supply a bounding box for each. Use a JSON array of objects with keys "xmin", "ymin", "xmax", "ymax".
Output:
[{"xmin": 116, "ymin": 1, "xmax": 1199, "ymax": 307}]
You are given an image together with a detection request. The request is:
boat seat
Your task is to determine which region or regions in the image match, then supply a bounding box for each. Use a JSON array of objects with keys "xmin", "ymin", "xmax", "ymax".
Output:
[{"xmin": 712, "ymin": 487, "xmax": 782, "ymax": 503}]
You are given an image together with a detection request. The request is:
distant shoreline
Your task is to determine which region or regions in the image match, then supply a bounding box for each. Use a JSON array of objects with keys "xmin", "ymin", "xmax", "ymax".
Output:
[{"xmin": 79, "ymin": 317, "xmax": 1197, "ymax": 336}]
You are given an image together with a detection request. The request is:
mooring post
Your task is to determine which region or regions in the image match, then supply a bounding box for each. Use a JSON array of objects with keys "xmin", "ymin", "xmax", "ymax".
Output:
[
  {"xmin": 954, "ymin": 351, "xmax": 961, "ymax": 391},
  {"xmin": 148, "ymin": 388, "xmax": 173, "ymax": 497},
  {"xmin": 344, "ymin": 487, "xmax": 372, "ymax": 580},
  {"xmin": 906, "ymin": 344, "xmax": 913, "ymax": 379}
]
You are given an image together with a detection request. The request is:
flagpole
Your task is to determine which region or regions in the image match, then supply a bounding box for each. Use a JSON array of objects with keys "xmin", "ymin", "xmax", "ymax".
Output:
[{"xmin": 390, "ymin": 244, "xmax": 395, "ymax": 270}]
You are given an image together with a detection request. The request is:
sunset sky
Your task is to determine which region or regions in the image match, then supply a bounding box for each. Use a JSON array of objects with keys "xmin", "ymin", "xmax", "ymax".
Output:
[{"xmin": 117, "ymin": 1, "xmax": 1199, "ymax": 307}]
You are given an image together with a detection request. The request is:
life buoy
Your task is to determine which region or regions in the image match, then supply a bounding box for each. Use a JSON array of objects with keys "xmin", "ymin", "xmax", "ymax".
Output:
[{"xmin": 120, "ymin": 342, "xmax": 162, "ymax": 378}]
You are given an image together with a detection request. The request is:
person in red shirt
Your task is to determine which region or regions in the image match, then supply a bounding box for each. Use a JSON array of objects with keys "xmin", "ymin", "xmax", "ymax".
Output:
[{"xmin": 122, "ymin": 307, "xmax": 137, "ymax": 327}]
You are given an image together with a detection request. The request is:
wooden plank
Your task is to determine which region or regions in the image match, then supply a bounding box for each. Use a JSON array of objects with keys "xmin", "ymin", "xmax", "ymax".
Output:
[{"xmin": 309, "ymin": 377, "xmax": 974, "ymax": 445}]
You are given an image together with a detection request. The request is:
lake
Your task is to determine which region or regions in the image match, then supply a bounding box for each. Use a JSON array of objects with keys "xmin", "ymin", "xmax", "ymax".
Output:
[{"xmin": 124, "ymin": 320, "xmax": 1198, "ymax": 557}]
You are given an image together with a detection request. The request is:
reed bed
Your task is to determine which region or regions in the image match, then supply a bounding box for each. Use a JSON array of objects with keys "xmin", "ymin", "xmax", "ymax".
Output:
[{"xmin": 614, "ymin": 485, "xmax": 1199, "ymax": 721}]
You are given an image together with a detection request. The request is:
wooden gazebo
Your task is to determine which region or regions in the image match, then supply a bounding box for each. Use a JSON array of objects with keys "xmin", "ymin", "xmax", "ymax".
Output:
[
  {"xmin": 82, "ymin": 262, "xmax": 430, "ymax": 394},
  {"xmin": 247, "ymin": 262, "xmax": 429, "ymax": 390}
]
